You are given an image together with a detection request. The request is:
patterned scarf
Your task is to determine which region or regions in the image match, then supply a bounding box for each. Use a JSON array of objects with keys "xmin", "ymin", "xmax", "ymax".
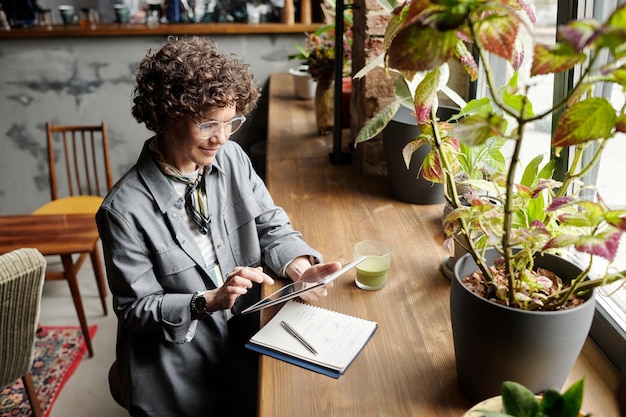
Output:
[{"xmin": 149, "ymin": 138, "xmax": 210, "ymax": 235}]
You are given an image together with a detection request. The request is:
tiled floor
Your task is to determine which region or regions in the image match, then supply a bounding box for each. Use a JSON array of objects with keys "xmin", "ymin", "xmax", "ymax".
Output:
[{"xmin": 39, "ymin": 253, "xmax": 128, "ymax": 417}]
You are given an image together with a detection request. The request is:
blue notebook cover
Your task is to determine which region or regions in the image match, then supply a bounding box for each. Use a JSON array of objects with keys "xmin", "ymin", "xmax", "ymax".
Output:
[{"xmin": 246, "ymin": 343, "xmax": 344, "ymax": 378}]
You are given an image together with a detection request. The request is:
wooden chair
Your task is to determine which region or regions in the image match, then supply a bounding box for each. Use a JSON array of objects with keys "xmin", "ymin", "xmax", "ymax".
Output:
[
  {"xmin": 33, "ymin": 121, "xmax": 113, "ymax": 316},
  {"xmin": 34, "ymin": 121, "xmax": 113, "ymax": 214},
  {"xmin": 0, "ymin": 248, "xmax": 47, "ymax": 417}
]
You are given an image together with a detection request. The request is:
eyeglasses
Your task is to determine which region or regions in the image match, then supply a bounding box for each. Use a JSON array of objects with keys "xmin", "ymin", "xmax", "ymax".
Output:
[{"xmin": 195, "ymin": 115, "xmax": 247, "ymax": 139}]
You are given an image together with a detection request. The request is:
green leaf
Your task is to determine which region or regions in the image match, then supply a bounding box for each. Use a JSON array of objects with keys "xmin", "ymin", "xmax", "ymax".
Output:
[
  {"xmin": 552, "ymin": 98, "xmax": 617, "ymax": 147},
  {"xmin": 531, "ymin": 43, "xmax": 586, "ymax": 76},
  {"xmin": 540, "ymin": 388, "xmax": 566, "ymax": 416},
  {"xmin": 501, "ymin": 381, "xmax": 541, "ymax": 417},
  {"xmin": 393, "ymin": 75, "xmax": 414, "ymax": 105},
  {"xmin": 460, "ymin": 97, "xmax": 493, "ymax": 116},
  {"xmin": 556, "ymin": 378, "xmax": 584, "ymax": 417},
  {"xmin": 526, "ymin": 190, "xmax": 546, "ymax": 224},
  {"xmin": 502, "ymin": 72, "xmax": 534, "ymax": 118},
  {"xmin": 430, "ymin": 0, "xmax": 471, "ymax": 30},
  {"xmin": 451, "ymin": 112, "xmax": 507, "ymax": 146},
  {"xmin": 608, "ymin": 3, "xmax": 626, "ymax": 29},
  {"xmin": 601, "ymin": 4, "xmax": 626, "ymax": 57},
  {"xmin": 520, "ymin": 154, "xmax": 545, "ymax": 188},
  {"xmin": 355, "ymin": 102, "xmax": 401, "ymax": 144},
  {"xmin": 384, "ymin": 10, "xmax": 407, "ymax": 52},
  {"xmin": 605, "ymin": 209, "xmax": 626, "ymax": 230},
  {"xmin": 354, "ymin": 54, "xmax": 384, "ymax": 80},
  {"xmin": 388, "ymin": 24, "xmax": 458, "ymax": 72},
  {"xmin": 537, "ymin": 159, "xmax": 556, "ymax": 180}
]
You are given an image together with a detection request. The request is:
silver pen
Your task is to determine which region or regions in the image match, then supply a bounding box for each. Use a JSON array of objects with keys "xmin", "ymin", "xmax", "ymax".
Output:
[{"xmin": 280, "ymin": 320, "xmax": 318, "ymax": 355}]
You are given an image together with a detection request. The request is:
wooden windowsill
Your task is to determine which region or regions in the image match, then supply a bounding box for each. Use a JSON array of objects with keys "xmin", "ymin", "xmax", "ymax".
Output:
[
  {"xmin": 0, "ymin": 22, "xmax": 322, "ymax": 38},
  {"xmin": 258, "ymin": 73, "xmax": 622, "ymax": 417}
]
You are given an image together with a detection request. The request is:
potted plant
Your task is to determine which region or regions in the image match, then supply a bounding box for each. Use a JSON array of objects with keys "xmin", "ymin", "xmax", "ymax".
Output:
[
  {"xmin": 356, "ymin": 0, "xmax": 626, "ymax": 403},
  {"xmin": 289, "ymin": 0, "xmax": 353, "ymax": 133},
  {"xmin": 355, "ymin": 64, "xmax": 505, "ymax": 205},
  {"xmin": 288, "ymin": 65, "xmax": 317, "ymax": 100},
  {"xmin": 464, "ymin": 378, "xmax": 590, "ymax": 417}
]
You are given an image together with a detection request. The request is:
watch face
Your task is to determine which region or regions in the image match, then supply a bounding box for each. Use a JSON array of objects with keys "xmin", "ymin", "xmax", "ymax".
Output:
[{"xmin": 194, "ymin": 294, "xmax": 207, "ymax": 312}]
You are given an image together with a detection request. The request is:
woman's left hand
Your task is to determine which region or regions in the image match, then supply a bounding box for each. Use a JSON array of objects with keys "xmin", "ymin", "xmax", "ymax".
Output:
[{"xmin": 293, "ymin": 261, "xmax": 342, "ymax": 301}]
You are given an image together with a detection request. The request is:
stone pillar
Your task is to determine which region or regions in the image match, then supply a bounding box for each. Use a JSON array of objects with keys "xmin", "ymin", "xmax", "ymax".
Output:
[
  {"xmin": 349, "ymin": 0, "xmax": 470, "ymax": 177},
  {"xmin": 350, "ymin": 0, "xmax": 393, "ymax": 176}
]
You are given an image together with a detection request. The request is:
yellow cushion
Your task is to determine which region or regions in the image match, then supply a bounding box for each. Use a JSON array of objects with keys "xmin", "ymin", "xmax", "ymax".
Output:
[{"xmin": 33, "ymin": 196, "xmax": 104, "ymax": 215}]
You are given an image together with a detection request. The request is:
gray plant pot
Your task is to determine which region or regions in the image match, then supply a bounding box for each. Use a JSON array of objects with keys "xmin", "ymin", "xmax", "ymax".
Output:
[
  {"xmin": 382, "ymin": 106, "xmax": 459, "ymax": 205},
  {"xmin": 451, "ymin": 250, "xmax": 596, "ymax": 403}
]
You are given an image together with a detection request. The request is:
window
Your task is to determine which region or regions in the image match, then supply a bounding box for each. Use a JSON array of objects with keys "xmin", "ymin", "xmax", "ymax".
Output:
[{"xmin": 576, "ymin": 0, "xmax": 626, "ymax": 373}]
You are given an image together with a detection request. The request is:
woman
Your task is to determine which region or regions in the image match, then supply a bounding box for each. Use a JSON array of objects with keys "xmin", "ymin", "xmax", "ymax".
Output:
[{"xmin": 96, "ymin": 36, "xmax": 340, "ymax": 417}]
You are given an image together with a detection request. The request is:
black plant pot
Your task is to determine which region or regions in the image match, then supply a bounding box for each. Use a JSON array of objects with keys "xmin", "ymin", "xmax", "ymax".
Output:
[
  {"xmin": 382, "ymin": 106, "xmax": 459, "ymax": 205},
  {"xmin": 451, "ymin": 250, "xmax": 596, "ymax": 403}
]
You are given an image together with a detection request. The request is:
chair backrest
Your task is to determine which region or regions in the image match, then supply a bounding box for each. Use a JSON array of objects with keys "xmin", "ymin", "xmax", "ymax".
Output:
[
  {"xmin": 46, "ymin": 121, "xmax": 113, "ymax": 200},
  {"xmin": 0, "ymin": 248, "xmax": 46, "ymax": 387}
]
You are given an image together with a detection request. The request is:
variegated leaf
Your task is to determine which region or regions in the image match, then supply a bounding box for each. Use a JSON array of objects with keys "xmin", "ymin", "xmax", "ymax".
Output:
[
  {"xmin": 475, "ymin": 12, "xmax": 519, "ymax": 62},
  {"xmin": 531, "ymin": 43, "xmax": 586, "ymax": 76},
  {"xmin": 552, "ymin": 98, "xmax": 616, "ymax": 147},
  {"xmin": 575, "ymin": 229, "xmax": 623, "ymax": 262},
  {"xmin": 402, "ymin": 136, "xmax": 429, "ymax": 169},
  {"xmin": 455, "ymin": 40, "xmax": 479, "ymax": 81},
  {"xmin": 414, "ymin": 69, "xmax": 441, "ymax": 123},
  {"xmin": 557, "ymin": 19, "xmax": 601, "ymax": 52},
  {"xmin": 605, "ymin": 210, "xmax": 626, "ymax": 231},
  {"xmin": 388, "ymin": 24, "xmax": 458, "ymax": 72},
  {"xmin": 451, "ymin": 112, "xmax": 507, "ymax": 146},
  {"xmin": 355, "ymin": 102, "xmax": 401, "ymax": 144}
]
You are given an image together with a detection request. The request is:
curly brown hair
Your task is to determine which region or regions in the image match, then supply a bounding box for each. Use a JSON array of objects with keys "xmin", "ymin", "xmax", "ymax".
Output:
[{"xmin": 132, "ymin": 36, "xmax": 261, "ymax": 133}]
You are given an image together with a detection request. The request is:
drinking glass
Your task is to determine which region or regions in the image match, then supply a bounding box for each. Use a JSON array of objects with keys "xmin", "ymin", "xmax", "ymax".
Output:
[{"xmin": 353, "ymin": 240, "xmax": 392, "ymax": 290}]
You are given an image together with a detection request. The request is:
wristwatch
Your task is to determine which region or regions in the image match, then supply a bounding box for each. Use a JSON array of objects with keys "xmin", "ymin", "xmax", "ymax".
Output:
[{"xmin": 190, "ymin": 291, "xmax": 209, "ymax": 320}]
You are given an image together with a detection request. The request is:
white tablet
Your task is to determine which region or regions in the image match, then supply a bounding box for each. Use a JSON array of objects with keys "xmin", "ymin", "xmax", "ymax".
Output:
[{"xmin": 241, "ymin": 256, "xmax": 367, "ymax": 315}]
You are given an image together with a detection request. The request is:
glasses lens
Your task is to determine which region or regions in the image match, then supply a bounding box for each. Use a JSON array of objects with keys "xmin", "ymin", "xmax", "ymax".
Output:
[
  {"xmin": 198, "ymin": 116, "xmax": 246, "ymax": 138},
  {"xmin": 198, "ymin": 122, "xmax": 217, "ymax": 138},
  {"xmin": 229, "ymin": 117, "xmax": 245, "ymax": 134}
]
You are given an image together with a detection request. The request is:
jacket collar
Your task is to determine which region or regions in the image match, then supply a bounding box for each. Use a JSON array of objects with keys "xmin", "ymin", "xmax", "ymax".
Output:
[{"xmin": 135, "ymin": 138, "xmax": 226, "ymax": 214}]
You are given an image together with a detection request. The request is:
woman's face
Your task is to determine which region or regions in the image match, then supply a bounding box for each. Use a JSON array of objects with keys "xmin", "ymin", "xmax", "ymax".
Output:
[{"xmin": 160, "ymin": 104, "xmax": 237, "ymax": 174}]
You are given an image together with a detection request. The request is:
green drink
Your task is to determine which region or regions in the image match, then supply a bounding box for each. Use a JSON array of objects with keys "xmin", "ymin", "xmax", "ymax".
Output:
[{"xmin": 353, "ymin": 240, "xmax": 392, "ymax": 290}]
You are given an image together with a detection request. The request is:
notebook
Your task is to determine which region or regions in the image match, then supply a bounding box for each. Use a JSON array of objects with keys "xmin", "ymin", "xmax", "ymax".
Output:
[{"xmin": 245, "ymin": 300, "xmax": 378, "ymax": 378}]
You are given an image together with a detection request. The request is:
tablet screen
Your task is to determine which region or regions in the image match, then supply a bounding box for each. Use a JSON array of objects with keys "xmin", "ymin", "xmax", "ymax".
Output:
[{"xmin": 241, "ymin": 256, "xmax": 366, "ymax": 315}]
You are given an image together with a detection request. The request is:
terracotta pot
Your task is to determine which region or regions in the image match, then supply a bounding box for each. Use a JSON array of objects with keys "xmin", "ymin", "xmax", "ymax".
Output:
[
  {"xmin": 341, "ymin": 76, "xmax": 351, "ymax": 129},
  {"xmin": 451, "ymin": 250, "xmax": 596, "ymax": 403}
]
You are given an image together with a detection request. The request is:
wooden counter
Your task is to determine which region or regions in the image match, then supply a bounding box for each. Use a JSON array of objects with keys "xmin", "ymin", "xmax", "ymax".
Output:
[
  {"xmin": 0, "ymin": 22, "xmax": 321, "ymax": 38},
  {"xmin": 259, "ymin": 72, "xmax": 621, "ymax": 416}
]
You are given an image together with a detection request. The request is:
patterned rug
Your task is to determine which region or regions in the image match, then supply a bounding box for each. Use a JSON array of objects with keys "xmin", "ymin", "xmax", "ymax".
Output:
[{"xmin": 0, "ymin": 325, "xmax": 97, "ymax": 417}]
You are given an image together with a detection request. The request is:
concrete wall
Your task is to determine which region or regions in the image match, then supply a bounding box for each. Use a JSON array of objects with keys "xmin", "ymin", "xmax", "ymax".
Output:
[{"xmin": 0, "ymin": 33, "xmax": 305, "ymax": 214}]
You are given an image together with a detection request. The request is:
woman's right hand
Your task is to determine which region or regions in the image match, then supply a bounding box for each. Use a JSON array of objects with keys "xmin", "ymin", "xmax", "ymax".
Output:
[{"xmin": 205, "ymin": 266, "xmax": 274, "ymax": 312}]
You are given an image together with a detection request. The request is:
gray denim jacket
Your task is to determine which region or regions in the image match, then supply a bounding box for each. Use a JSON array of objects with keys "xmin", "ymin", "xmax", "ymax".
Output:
[{"xmin": 96, "ymin": 138, "xmax": 321, "ymax": 415}]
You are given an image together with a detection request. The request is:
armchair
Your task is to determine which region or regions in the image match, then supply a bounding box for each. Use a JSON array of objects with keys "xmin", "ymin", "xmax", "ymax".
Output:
[{"xmin": 0, "ymin": 248, "xmax": 47, "ymax": 417}]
